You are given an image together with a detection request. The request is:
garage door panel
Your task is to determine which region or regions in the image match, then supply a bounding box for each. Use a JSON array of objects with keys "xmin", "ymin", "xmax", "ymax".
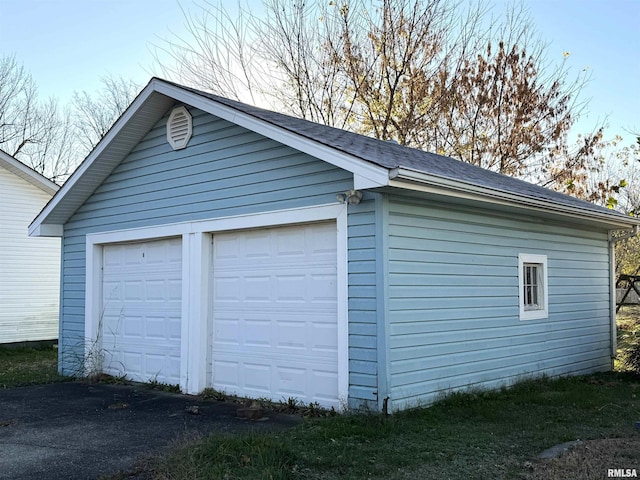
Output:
[
  {"xmin": 103, "ymin": 280, "xmax": 122, "ymax": 303},
  {"xmin": 146, "ymin": 280, "xmax": 170, "ymax": 301},
  {"xmin": 310, "ymin": 275, "xmax": 338, "ymax": 303},
  {"xmin": 279, "ymin": 366, "xmax": 338, "ymax": 402},
  {"xmin": 213, "ymin": 235, "xmax": 241, "ymax": 259},
  {"xmin": 275, "ymin": 320, "xmax": 307, "ymax": 349},
  {"xmin": 308, "ymin": 370, "xmax": 339, "ymax": 401},
  {"xmin": 122, "ymin": 315, "xmax": 143, "ymax": 338},
  {"xmin": 275, "ymin": 275, "xmax": 306, "ymax": 301},
  {"xmin": 103, "ymin": 278, "xmax": 181, "ymax": 303},
  {"xmin": 245, "ymin": 319, "xmax": 271, "ymax": 346},
  {"xmin": 101, "ymin": 238, "xmax": 182, "ymax": 386},
  {"xmin": 213, "ymin": 360, "xmax": 242, "ymax": 390},
  {"xmin": 274, "ymin": 317, "xmax": 336, "ymax": 350},
  {"xmin": 214, "ymin": 271, "xmax": 336, "ymax": 304},
  {"xmin": 103, "ymin": 247, "xmax": 123, "ymax": 268},
  {"xmin": 276, "ymin": 367, "xmax": 339, "ymax": 400},
  {"xmin": 245, "ymin": 232, "xmax": 272, "ymax": 258},
  {"xmin": 102, "ymin": 317, "xmax": 180, "ymax": 344},
  {"xmin": 124, "ymin": 245, "xmax": 145, "ymax": 266},
  {"xmin": 123, "ymin": 280, "xmax": 143, "ymax": 301},
  {"xmin": 121, "ymin": 351, "xmax": 143, "ymax": 376},
  {"xmin": 245, "ymin": 276, "xmax": 271, "ymax": 301},
  {"xmin": 275, "ymin": 366, "xmax": 306, "ymax": 396},
  {"xmin": 101, "ymin": 314, "xmax": 125, "ymax": 339},
  {"xmin": 214, "ymin": 317, "xmax": 243, "ymax": 345},
  {"xmin": 215, "ymin": 230, "xmax": 336, "ymax": 263},
  {"xmin": 146, "ymin": 315, "xmax": 174, "ymax": 339},
  {"xmin": 212, "ymin": 222, "xmax": 338, "ymax": 407},
  {"xmin": 105, "ymin": 343, "xmax": 180, "ymax": 384},
  {"xmin": 167, "ymin": 316, "xmax": 182, "ymax": 340},
  {"xmin": 213, "ymin": 276, "xmax": 243, "ymax": 302},
  {"xmin": 308, "ymin": 322, "xmax": 339, "ymax": 352},
  {"xmin": 212, "ymin": 311, "xmax": 336, "ymax": 353},
  {"xmin": 146, "ymin": 241, "xmax": 181, "ymax": 265},
  {"xmin": 244, "ymin": 363, "xmax": 272, "ymax": 392},
  {"xmin": 212, "ymin": 355, "xmax": 337, "ymax": 389}
]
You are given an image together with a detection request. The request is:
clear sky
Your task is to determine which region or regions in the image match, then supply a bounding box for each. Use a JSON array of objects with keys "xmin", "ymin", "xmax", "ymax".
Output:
[{"xmin": 1, "ymin": 0, "xmax": 638, "ymax": 143}]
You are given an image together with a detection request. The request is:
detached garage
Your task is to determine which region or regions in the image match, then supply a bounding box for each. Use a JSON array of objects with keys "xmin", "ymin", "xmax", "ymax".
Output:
[{"xmin": 30, "ymin": 78, "xmax": 639, "ymax": 412}]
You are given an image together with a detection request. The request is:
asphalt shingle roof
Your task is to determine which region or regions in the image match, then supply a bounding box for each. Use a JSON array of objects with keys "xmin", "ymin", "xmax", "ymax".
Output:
[
  {"xmin": 175, "ymin": 81, "xmax": 632, "ymax": 221},
  {"xmin": 30, "ymin": 78, "xmax": 636, "ymax": 235}
]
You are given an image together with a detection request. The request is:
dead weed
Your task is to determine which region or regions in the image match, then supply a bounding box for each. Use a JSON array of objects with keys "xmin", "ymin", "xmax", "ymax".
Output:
[{"xmin": 522, "ymin": 437, "xmax": 640, "ymax": 480}]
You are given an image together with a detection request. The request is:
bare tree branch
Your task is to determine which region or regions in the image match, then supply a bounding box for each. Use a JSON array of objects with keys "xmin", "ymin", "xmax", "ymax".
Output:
[{"xmin": 72, "ymin": 75, "xmax": 140, "ymax": 153}]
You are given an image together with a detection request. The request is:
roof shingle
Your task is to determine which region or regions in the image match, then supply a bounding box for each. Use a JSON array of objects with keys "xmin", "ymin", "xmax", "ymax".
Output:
[{"xmin": 173, "ymin": 81, "xmax": 626, "ymax": 219}]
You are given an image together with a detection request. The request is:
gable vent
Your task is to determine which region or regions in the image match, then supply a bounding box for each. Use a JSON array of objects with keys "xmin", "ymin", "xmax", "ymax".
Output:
[{"xmin": 167, "ymin": 106, "xmax": 192, "ymax": 150}]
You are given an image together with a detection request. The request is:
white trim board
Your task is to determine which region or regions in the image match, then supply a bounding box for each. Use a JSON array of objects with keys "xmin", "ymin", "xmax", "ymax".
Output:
[
  {"xmin": 518, "ymin": 253, "xmax": 549, "ymax": 321},
  {"xmin": 85, "ymin": 203, "xmax": 349, "ymax": 406}
]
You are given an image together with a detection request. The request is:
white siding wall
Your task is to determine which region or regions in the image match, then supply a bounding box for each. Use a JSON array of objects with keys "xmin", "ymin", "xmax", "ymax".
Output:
[
  {"xmin": 0, "ymin": 166, "xmax": 60, "ymax": 343},
  {"xmin": 387, "ymin": 196, "xmax": 612, "ymax": 410}
]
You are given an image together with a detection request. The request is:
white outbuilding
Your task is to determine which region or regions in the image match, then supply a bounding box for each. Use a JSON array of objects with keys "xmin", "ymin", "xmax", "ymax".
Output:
[{"xmin": 1, "ymin": 149, "xmax": 60, "ymax": 344}]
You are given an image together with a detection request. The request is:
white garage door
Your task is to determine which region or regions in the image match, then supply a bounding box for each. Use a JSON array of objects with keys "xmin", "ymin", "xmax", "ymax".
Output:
[
  {"xmin": 101, "ymin": 238, "xmax": 182, "ymax": 385},
  {"xmin": 211, "ymin": 222, "xmax": 338, "ymax": 408}
]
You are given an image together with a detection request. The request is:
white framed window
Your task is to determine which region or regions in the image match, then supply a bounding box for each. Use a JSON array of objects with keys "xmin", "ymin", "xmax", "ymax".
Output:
[{"xmin": 518, "ymin": 253, "xmax": 548, "ymax": 320}]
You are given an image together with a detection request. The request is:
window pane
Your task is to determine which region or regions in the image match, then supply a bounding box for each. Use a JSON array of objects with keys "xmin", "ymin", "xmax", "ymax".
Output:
[
  {"xmin": 519, "ymin": 255, "xmax": 547, "ymax": 320},
  {"xmin": 523, "ymin": 263, "xmax": 541, "ymax": 310}
]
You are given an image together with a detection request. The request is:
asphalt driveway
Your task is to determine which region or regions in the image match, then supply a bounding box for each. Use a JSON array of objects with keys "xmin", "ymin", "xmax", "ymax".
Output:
[{"xmin": 0, "ymin": 382, "xmax": 299, "ymax": 480}]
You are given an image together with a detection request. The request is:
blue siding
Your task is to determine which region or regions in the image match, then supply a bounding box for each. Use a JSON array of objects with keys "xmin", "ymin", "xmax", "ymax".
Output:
[
  {"xmin": 347, "ymin": 193, "xmax": 379, "ymax": 408},
  {"xmin": 386, "ymin": 195, "xmax": 612, "ymax": 410},
  {"xmin": 60, "ymin": 108, "xmax": 376, "ymax": 395}
]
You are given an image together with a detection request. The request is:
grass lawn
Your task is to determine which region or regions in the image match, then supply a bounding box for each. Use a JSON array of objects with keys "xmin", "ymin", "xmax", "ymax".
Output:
[
  {"xmin": 0, "ymin": 345, "xmax": 64, "ymax": 388},
  {"xmin": 139, "ymin": 311, "xmax": 640, "ymax": 480},
  {"xmin": 2, "ymin": 330, "xmax": 638, "ymax": 479},
  {"xmin": 144, "ymin": 372, "xmax": 640, "ymax": 480}
]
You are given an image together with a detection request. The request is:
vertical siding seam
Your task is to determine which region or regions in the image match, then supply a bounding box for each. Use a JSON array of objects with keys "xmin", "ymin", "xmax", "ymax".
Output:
[{"xmin": 375, "ymin": 192, "xmax": 391, "ymax": 412}]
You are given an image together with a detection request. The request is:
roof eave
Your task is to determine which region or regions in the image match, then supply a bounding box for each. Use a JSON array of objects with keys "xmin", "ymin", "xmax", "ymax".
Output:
[
  {"xmin": 389, "ymin": 167, "xmax": 639, "ymax": 230},
  {"xmin": 29, "ymin": 79, "xmax": 176, "ymax": 237},
  {"xmin": 29, "ymin": 77, "xmax": 635, "ymax": 237},
  {"xmin": 0, "ymin": 149, "xmax": 59, "ymax": 195},
  {"xmin": 30, "ymin": 79, "xmax": 390, "ymax": 238}
]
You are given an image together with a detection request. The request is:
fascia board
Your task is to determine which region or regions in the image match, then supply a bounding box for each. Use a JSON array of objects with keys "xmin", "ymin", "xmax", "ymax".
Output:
[
  {"xmin": 389, "ymin": 167, "xmax": 639, "ymax": 230},
  {"xmin": 154, "ymin": 82, "xmax": 390, "ymax": 189},
  {"xmin": 29, "ymin": 223, "xmax": 64, "ymax": 237}
]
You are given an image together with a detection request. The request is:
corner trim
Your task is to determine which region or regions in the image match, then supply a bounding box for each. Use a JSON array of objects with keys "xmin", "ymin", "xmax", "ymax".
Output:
[{"xmin": 374, "ymin": 192, "xmax": 391, "ymax": 412}]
